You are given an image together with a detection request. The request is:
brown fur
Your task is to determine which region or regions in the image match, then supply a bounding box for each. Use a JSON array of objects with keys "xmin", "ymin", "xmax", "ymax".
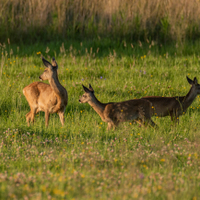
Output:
[
  {"xmin": 142, "ymin": 76, "xmax": 200, "ymax": 123},
  {"xmin": 79, "ymin": 84, "xmax": 156, "ymax": 130},
  {"xmin": 23, "ymin": 57, "xmax": 68, "ymax": 127}
]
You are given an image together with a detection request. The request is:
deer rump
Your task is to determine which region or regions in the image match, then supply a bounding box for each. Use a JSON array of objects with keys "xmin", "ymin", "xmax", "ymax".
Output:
[{"xmin": 142, "ymin": 96, "xmax": 186, "ymax": 117}]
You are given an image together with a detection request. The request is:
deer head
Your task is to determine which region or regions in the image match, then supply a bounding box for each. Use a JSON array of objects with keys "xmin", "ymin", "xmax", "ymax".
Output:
[
  {"xmin": 39, "ymin": 57, "xmax": 58, "ymax": 81},
  {"xmin": 79, "ymin": 84, "xmax": 95, "ymax": 103},
  {"xmin": 187, "ymin": 76, "xmax": 200, "ymax": 95}
]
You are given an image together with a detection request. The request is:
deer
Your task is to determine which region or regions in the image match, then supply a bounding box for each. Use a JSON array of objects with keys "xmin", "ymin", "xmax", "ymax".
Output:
[
  {"xmin": 141, "ymin": 76, "xmax": 200, "ymax": 123},
  {"xmin": 79, "ymin": 84, "xmax": 156, "ymax": 130},
  {"xmin": 23, "ymin": 57, "xmax": 68, "ymax": 127}
]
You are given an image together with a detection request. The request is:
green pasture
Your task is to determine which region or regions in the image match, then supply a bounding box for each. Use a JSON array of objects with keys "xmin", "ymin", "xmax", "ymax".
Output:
[{"xmin": 0, "ymin": 39, "xmax": 200, "ymax": 199}]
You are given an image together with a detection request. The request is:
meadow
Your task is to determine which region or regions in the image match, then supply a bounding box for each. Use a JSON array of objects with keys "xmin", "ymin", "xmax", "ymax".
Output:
[{"xmin": 0, "ymin": 38, "xmax": 200, "ymax": 199}]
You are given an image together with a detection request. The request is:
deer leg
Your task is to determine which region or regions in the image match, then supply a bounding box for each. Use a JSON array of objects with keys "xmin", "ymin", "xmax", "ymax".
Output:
[
  {"xmin": 58, "ymin": 111, "xmax": 65, "ymax": 126},
  {"xmin": 49, "ymin": 106, "xmax": 55, "ymax": 113},
  {"xmin": 137, "ymin": 114, "xmax": 156, "ymax": 128},
  {"xmin": 170, "ymin": 112, "xmax": 179, "ymax": 124},
  {"xmin": 137, "ymin": 110, "xmax": 147, "ymax": 127},
  {"xmin": 45, "ymin": 110, "xmax": 50, "ymax": 127},
  {"xmin": 49, "ymin": 102, "xmax": 62, "ymax": 114},
  {"xmin": 170, "ymin": 114, "xmax": 174, "ymax": 122},
  {"xmin": 107, "ymin": 121, "xmax": 116, "ymax": 130},
  {"xmin": 30, "ymin": 107, "xmax": 37, "ymax": 125},
  {"xmin": 26, "ymin": 107, "xmax": 36, "ymax": 126},
  {"xmin": 141, "ymin": 107, "xmax": 157, "ymax": 128},
  {"xmin": 174, "ymin": 116, "xmax": 179, "ymax": 124},
  {"xmin": 175, "ymin": 109, "xmax": 180, "ymax": 124},
  {"xmin": 107, "ymin": 122, "xmax": 113, "ymax": 130},
  {"xmin": 144, "ymin": 118, "xmax": 157, "ymax": 128},
  {"xmin": 134, "ymin": 119, "xmax": 143, "ymax": 127},
  {"xmin": 25, "ymin": 111, "xmax": 32, "ymax": 126}
]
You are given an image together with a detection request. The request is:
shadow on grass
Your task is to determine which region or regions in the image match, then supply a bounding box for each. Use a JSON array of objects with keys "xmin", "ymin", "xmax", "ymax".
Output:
[{"xmin": 4, "ymin": 37, "xmax": 198, "ymax": 60}]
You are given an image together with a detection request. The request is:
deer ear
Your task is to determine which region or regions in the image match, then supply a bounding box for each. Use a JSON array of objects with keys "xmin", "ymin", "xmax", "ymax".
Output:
[
  {"xmin": 89, "ymin": 84, "xmax": 94, "ymax": 93},
  {"xmin": 186, "ymin": 76, "xmax": 193, "ymax": 85},
  {"xmin": 52, "ymin": 57, "xmax": 58, "ymax": 69},
  {"xmin": 82, "ymin": 84, "xmax": 91, "ymax": 93},
  {"xmin": 42, "ymin": 57, "xmax": 52, "ymax": 68},
  {"xmin": 194, "ymin": 77, "xmax": 198, "ymax": 85}
]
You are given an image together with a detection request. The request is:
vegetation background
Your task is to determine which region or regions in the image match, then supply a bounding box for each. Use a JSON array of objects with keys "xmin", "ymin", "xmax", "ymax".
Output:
[
  {"xmin": 1, "ymin": 0, "xmax": 200, "ymax": 43},
  {"xmin": 0, "ymin": 0, "xmax": 200, "ymax": 199}
]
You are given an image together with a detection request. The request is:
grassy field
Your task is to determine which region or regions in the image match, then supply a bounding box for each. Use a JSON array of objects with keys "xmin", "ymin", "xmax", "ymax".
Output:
[{"xmin": 0, "ymin": 39, "xmax": 200, "ymax": 199}]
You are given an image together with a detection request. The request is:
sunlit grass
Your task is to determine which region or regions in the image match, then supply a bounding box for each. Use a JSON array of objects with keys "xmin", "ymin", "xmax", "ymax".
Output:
[{"xmin": 0, "ymin": 40, "xmax": 200, "ymax": 199}]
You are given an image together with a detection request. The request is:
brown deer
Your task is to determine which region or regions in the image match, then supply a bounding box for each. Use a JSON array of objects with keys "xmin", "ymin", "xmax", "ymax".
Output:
[
  {"xmin": 142, "ymin": 76, "xmax": 200, "ymax": 123},
  {"xmin": 23, "ymin": 57, "xmax": 68, "ymax": 127},
  {"xmin": 79, "ymin": 84, "xmax": 156, "ymax": 130}
]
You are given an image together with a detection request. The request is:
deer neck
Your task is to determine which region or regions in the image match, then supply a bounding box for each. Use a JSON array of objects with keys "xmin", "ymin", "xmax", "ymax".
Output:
[
  {"xmin": 87, "ymin": 96, "xmax": 106, "ymax": 119},
  {"xmin": 182, "ymin": 86, "xmax": 197, "ymax": 110},
  {"xmin": 48, "ymin": 74, "xmax": 64, "ymax": 96}
]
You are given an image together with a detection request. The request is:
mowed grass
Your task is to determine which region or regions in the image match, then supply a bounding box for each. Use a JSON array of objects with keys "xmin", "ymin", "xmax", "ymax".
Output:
[{"xmin": 0, "ymin": 39, "xmax": 200, "ymax": 199}]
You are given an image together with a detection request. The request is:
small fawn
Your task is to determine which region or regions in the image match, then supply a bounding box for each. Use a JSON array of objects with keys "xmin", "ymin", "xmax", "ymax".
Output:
[
  {"xmin": 79, "ymin": 84, "xmax": 156, "ymax": 130},
  {"xmin": 23, "ymin": 57, "xmax": 68, "ymax": 127},
  {"xmin": 142, "ymin": 76, "xmax": 200, "ymax": 123}
]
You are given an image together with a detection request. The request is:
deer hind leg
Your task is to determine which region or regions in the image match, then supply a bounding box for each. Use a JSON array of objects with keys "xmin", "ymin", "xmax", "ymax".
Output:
[
  {"xmin": 30, "ymin": 107, "xmax": 37, "ymax": 125},
  {"xmin": 25, "ymin": 111, "xmax": 32, "ymax": 126},
  {"xmin": 144, "ymin": 118, "xmax": 157, "ymax": 128},
  {"xmin": 26, "ymin": 107, "xmax": 37, "ymax": 126},
  {"xmin": 135, "ymin": 119, "xmax": 143, "ymax": 127},
  {"xmin": 107, "ymin": 122, "xmax": 114, "ymax": 130},
  {"xmin": 138, "ymin": 106, "xmax": 157, "ymax": 128},
  {"xmin": 170, "ymin": 110, "xmax": 179, "ymax": 124},
  {"xmin": 107, "ymin": 120, "xmax": 117, "ymax": 131},
  {"xmin": 137, "ymin": 106, "xmax": 147, "ymax": 126},
  {"xmin": 58, "ymin": 111, "xmax": 65, "ymax": 126},
  {"xmin": 135, "ymin": 118, "xmax": 156, "ymax": 127},
  {"xmin": 107, "ymin": 122, "xmax": 112, "ymax": 130},
  {"xmin": 49, "ymin": 102, "xmax": 62, "ymax": 113},
  {"xmin": 45, "ymin": 110, "xmax": 50, "ymax": 127},
  {"xmin": 143, "ymin": 113, "xmax": 157, "ymax": 127}
]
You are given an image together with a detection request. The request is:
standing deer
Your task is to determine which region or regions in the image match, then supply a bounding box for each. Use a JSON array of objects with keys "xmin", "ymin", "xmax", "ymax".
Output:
[
  {"xmin": 142, "ymin": 76, "xmax": 200, "ymax": 123},
  {"xmin": 23, "ymin": 57, "xmax": 68, "ymax": 127},
  {"xmin": 79, "ymin": 84, "xmax": 156, "ymax": 130}
]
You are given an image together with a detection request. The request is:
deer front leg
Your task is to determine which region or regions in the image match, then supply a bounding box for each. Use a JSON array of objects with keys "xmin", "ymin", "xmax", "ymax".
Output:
[{"xmin": 45, "ymin": 110, "xmax": 50, "ymax": 127}]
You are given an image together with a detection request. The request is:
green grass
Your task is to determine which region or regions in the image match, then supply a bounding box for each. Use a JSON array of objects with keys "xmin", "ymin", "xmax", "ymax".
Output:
[{"xmin": 0, "ymin": 39, "xmax": 200, "ymax": 199}]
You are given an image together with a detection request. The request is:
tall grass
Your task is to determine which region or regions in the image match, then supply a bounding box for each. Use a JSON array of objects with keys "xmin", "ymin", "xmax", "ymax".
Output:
[{"xmin": 1, "ymin": 0, "xmax": 200, "ymax": 43}]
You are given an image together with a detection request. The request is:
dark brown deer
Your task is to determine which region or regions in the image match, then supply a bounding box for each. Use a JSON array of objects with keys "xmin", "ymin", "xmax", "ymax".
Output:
[
  {"xmin": 79, "ymin": 84, "xmax": 156, "ymax": 130},
  {"xmin": 142, "ymin": 76, "xmax": 200, "ymax": 123},
  {"xmin": 23, "ymin": 57, "xmax": 68, "ymax": 127}
]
